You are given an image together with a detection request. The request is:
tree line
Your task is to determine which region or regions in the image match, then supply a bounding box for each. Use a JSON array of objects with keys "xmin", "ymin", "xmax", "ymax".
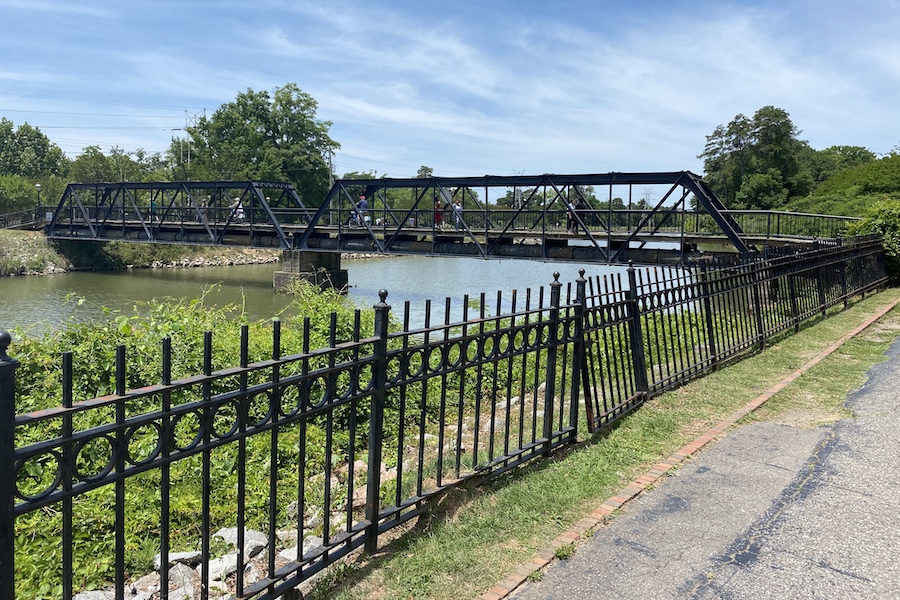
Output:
[
  {"xmin": 698, "ymin": 105, "xmax": 897, "ymax": 211},
  {"xmin": 0, "ymin": 83, "xmax": 341, "ymax": 213},
  {"xmin": 2, "ymin": 92, "xmax": 899, "ymax": 223}
]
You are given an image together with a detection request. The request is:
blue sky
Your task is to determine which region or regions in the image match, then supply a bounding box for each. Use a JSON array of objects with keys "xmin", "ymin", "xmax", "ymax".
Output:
[{"xmin": 1, "ymin": 0, "xmax": 898, "ymax": 179}]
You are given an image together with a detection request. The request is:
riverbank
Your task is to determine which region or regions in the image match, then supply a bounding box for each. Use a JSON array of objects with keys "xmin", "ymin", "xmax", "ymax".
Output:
[{"xmin": 0, "ymin": 229, "xmax": 383, "ymax": 277}]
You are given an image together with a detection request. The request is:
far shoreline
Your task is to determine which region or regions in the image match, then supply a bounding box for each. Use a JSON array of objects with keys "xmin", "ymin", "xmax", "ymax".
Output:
[{"xmin": 0, "ymin": 229, "xmax": 392, "ymax": 277}]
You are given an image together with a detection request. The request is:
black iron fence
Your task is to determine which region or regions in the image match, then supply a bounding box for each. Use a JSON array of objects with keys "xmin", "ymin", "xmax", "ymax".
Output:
[{"xmin": 0, "ymin": 235, "xmax": 887, "ymax": 599}]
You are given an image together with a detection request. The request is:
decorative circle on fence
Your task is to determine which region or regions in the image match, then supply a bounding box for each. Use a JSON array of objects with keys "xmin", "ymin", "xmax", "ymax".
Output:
[
  {"xmin": 406, "ymin": 350, "xmax": 426, "ymax": 378},
  {"xmin": 358, "ymin": 363, "xmax": 375, "ymax": 392},
  {"xmin": 172, "ymin": 411, "xmax": 203, "ymax": 451},
  {"xmin": 74, "ymin": 435, "xmax": 117, "ymax": 483},
  {"xmin": 386, "ymin": 355, "xmax": 403, "ymax": 384},
  {"xmin": 124, "ymin": 422, "xmax": 163, "ymax": 466},
  {"xmin": 15, "ymin": 450, "xmax": 63, "ymax": 502},
  {"xmin": 446, "ymin": 341, "xmax": 464, "ymax": 368},
  {"xmin": 497, "ymin": 331, "xmax": 512, "ymax": 356},
  {"xmin": 426, "ymin": 347, "xmax": 443, "ymax": 373},
  {"xmin": 464, "ymin": 339, "xmax": 479, "ymax": 363},
  {"xmin": 248, "ymin": 392, "xmax": 275, "ymax": 426},
  {"xmin": 279, "ymin": 384, "xmax": 302, "ymax": 417},
  {"xmin": 308, "ymin": 376, "xmax": 330, "ymax": 408},
  {"xmin": 212, "ymin": 400, "xmax": 240, "ymax": 439}
]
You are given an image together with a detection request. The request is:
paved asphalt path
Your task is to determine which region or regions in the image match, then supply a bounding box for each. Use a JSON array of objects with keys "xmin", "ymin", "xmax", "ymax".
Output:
[{"xmin": 512, "ymin": 338, "xmax": 900, "ymax": 600}]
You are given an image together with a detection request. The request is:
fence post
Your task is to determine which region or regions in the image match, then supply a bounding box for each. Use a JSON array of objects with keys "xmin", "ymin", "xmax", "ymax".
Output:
[
  {"xmin": 0, "ymin": 329, "xmax": 19, "ymax": 600},
  {"xmin": 365, "ymin": 290, "xmax": 391, "ymax": 554},
  {"xmin": 699, "ymin": 262, "xmax": 719, "ymax": 370},
  {"xmin": 625, "ymin": 263, "xmax": 649, "ymax": 396},
  {"xmin": 542, "ymin": 274, "xmax": 562, "ymax": 455},
  {"xmin": 751, "ymin": 254, "xmax": 768, "ymax": 351},
  {"xmin": 787, "ymin": 268, "xmax": 800, "ymax": 333},
  {"xmin": 838, "ymin": 238, "xmax": 849, "ymax": 309},
  {"xmin": 814, "ymin": 241, "xmax": 828, "ymax": 316},
  {"xmin": 569, "ymin": 271, "xmax": 587, "ymax": 442}
]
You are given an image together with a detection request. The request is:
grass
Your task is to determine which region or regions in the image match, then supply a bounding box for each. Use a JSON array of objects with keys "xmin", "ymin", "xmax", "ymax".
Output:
[
  {"xmin": 306, "ymin": 288, "xmax": 900, "ymax": 600},
  {"xmin": 0, "ymin": 229, "xmax": 278, "ymax": 276},
  {"xmin": 0, "ymin": 229, "xmax": 70, "ymax": 275}
]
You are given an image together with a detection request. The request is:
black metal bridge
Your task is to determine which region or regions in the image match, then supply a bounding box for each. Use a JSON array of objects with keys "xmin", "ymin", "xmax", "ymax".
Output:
[{"xmin": 44, "ymin": 172, "xmax": 858, "ymax": 265}]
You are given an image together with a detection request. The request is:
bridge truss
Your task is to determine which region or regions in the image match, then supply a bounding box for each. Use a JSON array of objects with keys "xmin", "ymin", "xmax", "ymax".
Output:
[
  {"xmin": 299, "ymin": 171, "xmax": 753, "ymax": 262},
  {"xmin": 44, "ymin": 172, "xmax": 798, "ymax": 264},
  {"xmin": 46, "ymin": 181, "xmax": 311, "ymax": 249}
]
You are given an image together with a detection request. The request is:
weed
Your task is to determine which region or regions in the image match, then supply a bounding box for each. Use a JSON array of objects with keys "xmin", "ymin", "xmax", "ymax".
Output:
[{"xmin": 554, "ymin": 543, "xmax": 575, "ymax": 560}]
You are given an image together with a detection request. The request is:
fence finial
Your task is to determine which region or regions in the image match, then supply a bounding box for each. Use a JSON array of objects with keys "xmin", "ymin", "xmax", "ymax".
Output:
[{"xmin": 0, "ymin": 329, "xmax": 12, "ymax": 363}]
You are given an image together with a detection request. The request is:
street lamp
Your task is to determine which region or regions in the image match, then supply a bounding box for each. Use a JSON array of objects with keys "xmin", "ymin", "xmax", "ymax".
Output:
[{"xmin": 35, "ymin": 182, "xmax": 41, "ymax": 206}]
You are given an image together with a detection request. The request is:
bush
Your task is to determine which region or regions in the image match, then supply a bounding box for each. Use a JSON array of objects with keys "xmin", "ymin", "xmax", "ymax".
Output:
[{"xmin": 847, "ymin": 197, "xmax": 900, "ymax": 283}]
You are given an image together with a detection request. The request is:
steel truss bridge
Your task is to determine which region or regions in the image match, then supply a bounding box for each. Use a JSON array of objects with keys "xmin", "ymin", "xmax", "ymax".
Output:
[{"xmin": 44, "ymin": 172, "xmax": 858, "ymax": 265}]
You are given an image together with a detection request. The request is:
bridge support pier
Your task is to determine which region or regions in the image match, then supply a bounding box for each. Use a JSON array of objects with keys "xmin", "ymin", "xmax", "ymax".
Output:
[{"xmin": 274, "ymin": 250, "xmax": 349, "ymax": 292}]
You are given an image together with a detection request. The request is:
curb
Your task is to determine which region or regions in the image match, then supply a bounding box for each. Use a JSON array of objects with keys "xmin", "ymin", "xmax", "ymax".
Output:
[{"xmin": 479, "ymin": 297, "xmax": 900, "ymax": 600}]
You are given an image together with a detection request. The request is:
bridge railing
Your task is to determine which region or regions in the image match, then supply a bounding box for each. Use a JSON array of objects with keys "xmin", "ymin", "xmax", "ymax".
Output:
[
  {"xmin": 0, "ymin": 207, "xmax": 53, "ymax": 230},
  {"xmin": 45, "ymin": 197, "xmax": 860, "ymax": 251},
  {"xmin": 306, "ymin": 207, "xmax": 857, "ymax": 238},
  {"xmin": 0, "ymin": 234, "xmax": 887, "ymax": 598}
]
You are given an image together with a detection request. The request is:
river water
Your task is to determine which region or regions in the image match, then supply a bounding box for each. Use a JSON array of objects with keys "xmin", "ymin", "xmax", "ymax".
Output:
[{"xmin": 1, "ymin": 256, "xmax": 625, "ymax": 334}]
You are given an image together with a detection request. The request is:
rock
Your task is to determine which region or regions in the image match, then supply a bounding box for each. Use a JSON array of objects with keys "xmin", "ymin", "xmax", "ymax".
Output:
[
  {"xmin": 279, "ymin": 535, "xmax": 325, "ymax": 563},
  {"xmin": 277, "ymin": 528, "xmax": 299, "ymax": 546},
  {"xmin": 203, "ymin": 552, "xmax": 240, "ymax": 581},
  {"xmin": 351, "ymin": 483, "xmax": 368, "ymax": 508},
  {"xmin": 279, "ymin": 545, "xmax": 299, "ymax": 562},
  {"xmin": 154, "ymin": 550, "xmax": 203, "ymax": 570},
  {"xmin": 213, "ymin": 527, "xmax": 268, "ymax": 557},
  {"xmin": 129, "ymin": 573, "xmax": 160, "ymax": 598},
  {"xmin": 482, "ymin": 418, "xmax": 505, "ymax": 432},
  {"xmin": 168, "ymin": 563, "xmax": 198, "ymax": 598},
  {"xmin": 305, "ymin": 507, "xmax": 323, "ymax": 529},
  {"xmin": 73, "ymin": 592, "xmax": 115, "ymax": 600},
  {"xmin": 245, "ymin": 562, "xmax": 263, "ymax": 586},
  {"xmin": 302, "ymin": 535, "xmax": 325, "ymax": 559}
]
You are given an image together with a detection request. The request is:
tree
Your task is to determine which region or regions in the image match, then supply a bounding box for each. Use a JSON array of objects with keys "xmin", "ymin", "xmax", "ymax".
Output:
[
  {"xmin": 187, "ymin": 84, "xmax": 339, "ymax": 205},
  {"xmin": 0, "ymin": 118, "xmax": 68, "ymax": 178},
  {"xmin": 69, "ymin": 146, "xmax": 117, "ymax": 183},
  {"xmin": 699, "ymin": 106, "xmax": 813, "ymax": 209}
]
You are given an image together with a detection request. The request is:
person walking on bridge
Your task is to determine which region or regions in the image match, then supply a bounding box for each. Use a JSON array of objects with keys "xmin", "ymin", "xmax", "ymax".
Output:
[
  {"xmin": 434, "ymin": 199, "xmax": 443, "ymax": 229},
  {"xmin": 354, "ymin": 194, "xmax": 369, "ymax": 226},
  {"xmin": 453, "ymin": 200, "xmax": 463, "ymax": 229}
]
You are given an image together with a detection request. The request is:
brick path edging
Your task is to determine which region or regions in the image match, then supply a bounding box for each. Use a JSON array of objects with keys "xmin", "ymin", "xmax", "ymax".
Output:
[{"xmin": 479, "ymin": 297, "xmax": 900, "ymax": 600}]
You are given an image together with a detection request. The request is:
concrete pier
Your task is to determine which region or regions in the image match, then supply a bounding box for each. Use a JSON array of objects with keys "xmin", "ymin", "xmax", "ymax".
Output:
[{"xmin": 273, "ymin": 249, "xmax": 349, "ymax": 292}]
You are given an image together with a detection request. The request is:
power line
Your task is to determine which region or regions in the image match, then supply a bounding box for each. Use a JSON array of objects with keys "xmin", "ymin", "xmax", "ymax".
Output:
[{"xmin": 0, "ymin": 108, "xmax": 184, "ymax": 118}]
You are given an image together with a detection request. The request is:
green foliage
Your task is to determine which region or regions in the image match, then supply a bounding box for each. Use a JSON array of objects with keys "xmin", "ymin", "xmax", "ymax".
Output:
[
  {"xmin": 0, "ymin": 117, "xmax": 69, "ymax": 179},
  {"xmin": 48, "ymin": 239, "xmax": 255, "ymax": 271},
  {"xmin": 699, "ymin": 106, "xmax": 813, "ymax": 208},
  {"xmin": 554, "ymin": 542, "xmax": 575, "ymax": 560},
  {"xmin": 0, "ymin": 230, "xmax": 71, "ymax": 276},
  {"xmin": 810, "ymin": 154, "xmax": 900, "ymax": 197},
  {"xmin": 67, "ymin": 145, "xmax": 168, "ymax": 184},
  {"xmin": 847, "ymin": 197, "xmax": 900, "ymax": 282},
  {"xmin": 188, "ymin": 84, "xmax": 339, "ymax": 205}
]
